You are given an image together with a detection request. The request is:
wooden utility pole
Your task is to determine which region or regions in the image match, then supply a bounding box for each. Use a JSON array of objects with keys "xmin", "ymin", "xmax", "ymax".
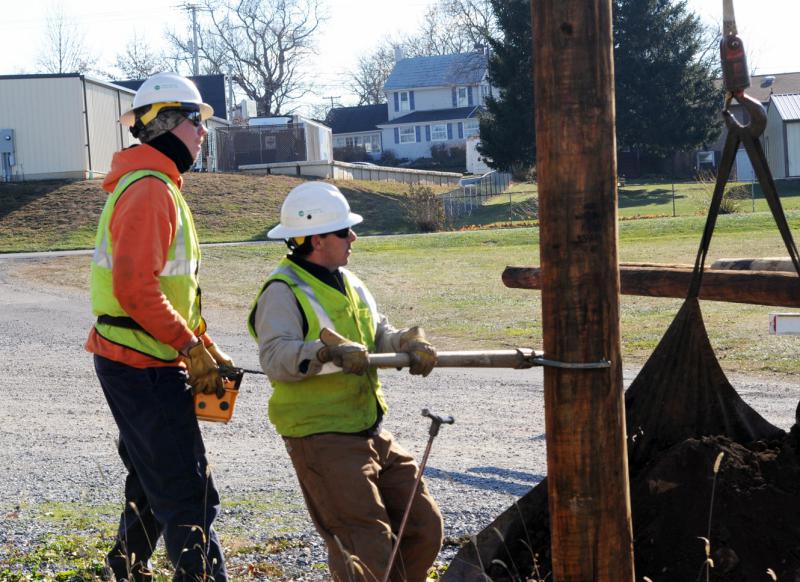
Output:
[{"xmin": 532, "ymin": 1, "xmax": 635, "ymax": 580}]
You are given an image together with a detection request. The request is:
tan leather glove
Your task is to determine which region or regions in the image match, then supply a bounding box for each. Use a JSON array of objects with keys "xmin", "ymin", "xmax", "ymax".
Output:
[
  {"xmin": 185, "ymin": 342, "xmax": 224, "ymax": 397},
  {"xmin": 317, "ymin": 341, "xmax": 369, "ymax": 376},
  {"xmin": 207, "ymin": 343, "xmax": 234, "ymax": 368},
  {"xmin": 398, "ymin": 326, "xmax": 437, "ymax": 377}
]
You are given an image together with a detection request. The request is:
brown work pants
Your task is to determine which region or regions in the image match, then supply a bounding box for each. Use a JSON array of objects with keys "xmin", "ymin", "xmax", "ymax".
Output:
[{"xmin": 284, "ymin": 430, "xmax": 444, "ymax": 581}]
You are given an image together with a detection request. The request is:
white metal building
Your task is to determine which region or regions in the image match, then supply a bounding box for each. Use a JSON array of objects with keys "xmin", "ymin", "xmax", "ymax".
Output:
[
  {"xmin": 0, "ymin": 74, "xmax": 136, "ymax": 181},
  {"xmin": 764, "ymin": 93, "xmax": 800, "ymax": 179}
]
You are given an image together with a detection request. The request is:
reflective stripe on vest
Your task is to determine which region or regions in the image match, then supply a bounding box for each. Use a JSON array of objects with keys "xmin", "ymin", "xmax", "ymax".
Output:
[
  {"xmin": 248, "ymin": 258, "xmax": 387, "ymax": 437},
  {"xmin": 269, "ymin": 264, "xmax": 341, "ymax": 375},
  {"xmin": 90, "ymin": 169, "xmax": 201, "ymax": 361},
  {"xmin": 92, "ymin": 172, "xmax": 198, "ymax": 277}
]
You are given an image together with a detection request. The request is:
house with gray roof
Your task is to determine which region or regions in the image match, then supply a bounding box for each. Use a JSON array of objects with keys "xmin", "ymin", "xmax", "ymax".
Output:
[
  {"xmin": 379, "ymin": 51, "xmax": 491, "ymax": 162},
  {"xmin": 327, "ymin": 104, "xmax": 387, "ymax": 157},
  {"xmin": 328, "ymin": 50, "xmax": 492, "ymax": 165}
]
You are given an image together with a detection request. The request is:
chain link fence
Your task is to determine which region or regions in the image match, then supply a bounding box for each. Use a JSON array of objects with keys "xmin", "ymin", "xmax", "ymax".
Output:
[
  {"xmin": 440, "ymin": 170, "xmax": 513, "ymax": 218},
  {"xmin": 214, "ymin": 125, "xmax": 308, "ymax": 172}
]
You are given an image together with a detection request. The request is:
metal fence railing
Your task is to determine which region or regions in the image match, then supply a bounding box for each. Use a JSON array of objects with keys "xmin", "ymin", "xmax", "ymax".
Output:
[{"xmin": 439, "ymin": 170, "xmax": 513, "ymax": 218}]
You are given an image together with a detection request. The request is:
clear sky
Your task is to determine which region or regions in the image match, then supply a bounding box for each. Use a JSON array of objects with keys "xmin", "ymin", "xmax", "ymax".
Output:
[{"xmin": 0, "ymin": 0, "xmax": 798, "ymax": 115}]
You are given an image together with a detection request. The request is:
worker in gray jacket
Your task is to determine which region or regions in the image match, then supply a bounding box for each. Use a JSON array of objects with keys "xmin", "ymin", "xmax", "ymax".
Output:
[{"xmin": 248, "ymin": 181, "xmax": 444, "ymax": 581}]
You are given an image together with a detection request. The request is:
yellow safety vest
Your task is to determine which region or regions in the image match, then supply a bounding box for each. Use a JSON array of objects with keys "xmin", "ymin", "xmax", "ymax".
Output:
[
  {"xmin": 90, "ymin": 169, "xmax": 202, "ymax": 361},
  {"xmin": 248, "ymin": 258, "xmax": 388, "ymax": 437}
]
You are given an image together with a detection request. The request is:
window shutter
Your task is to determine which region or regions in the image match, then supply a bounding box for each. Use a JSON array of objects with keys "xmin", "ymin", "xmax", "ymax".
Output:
[
  {"xmin": 394, "ymin": 127, "xmax": 399, "ymax": 143},
  {"xmin": 415, "ymin": 126, "xmax": 421, "ymax": 142},
  {"xmin": 468, "ymin": 86, "xmax": 473, "ymax": 106},
  {"xmin": 458, "ymin": 122, "xmax": 464, "ymax": 139},
  {"xmin": 425, "ymin": 125, "xmax": 431, "ymax": 141},
  {"xmin": 451, "ymin": 87, "xmax": 457, "ymax": 107},
  {"xmin": 410, "ymin": 91, "xmax": 415, "ymax": 110},
  {"xmin": 447, "ymin": 123, "xmax": 453, "ymax": 139},
  {"xmin": 394, "ymin": 92, "xmax": 399, "ymax": 112}
]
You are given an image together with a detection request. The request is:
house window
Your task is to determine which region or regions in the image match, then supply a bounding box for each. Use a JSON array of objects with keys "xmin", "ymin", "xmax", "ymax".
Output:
[
  {"xmin": 464, "ymin": 120, "xmax": 479, "ymax": 137},
  {"xmin": 399, "ymin": 126, "xmax": 416, "ymax": 143},
  {"xmin": 366, "ymin": 134, "xmax": 381, "ymax": 152},
  {"xmin": 431, "ymin": 124, "xmax": 448, "ymax": 141},
  {"xmin": 480, "ymin": 84, "xmax": 491, "ymax": 100},
  {"xmin": 334, "ymin": 137, "xmax": 346, "ymax": 148},
  {"xmin": 399, "ymin": 91, "xmax": 410, "ymax": 112},
  {"xmin": 457, "ymin": 87, "xmax": 469, "ymax": 107}
]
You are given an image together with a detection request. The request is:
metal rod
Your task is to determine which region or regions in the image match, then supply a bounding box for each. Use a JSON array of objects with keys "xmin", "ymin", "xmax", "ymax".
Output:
[{"xmin": 368, "ymin": 348, "xmax": 542, "ymax": 369}]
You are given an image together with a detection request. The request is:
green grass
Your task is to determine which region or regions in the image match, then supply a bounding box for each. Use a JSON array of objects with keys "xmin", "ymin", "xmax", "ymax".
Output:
[
  {"xmin": 0, "ymin": 174, "xmax": 453, "ymax": 253},
  {"xmin": 460, "ymin": 178, "xmax": 800, "ymax": 226},
  {"xmin": 17, "ymin": 209, "xmax": 798, "ymax": 376}
]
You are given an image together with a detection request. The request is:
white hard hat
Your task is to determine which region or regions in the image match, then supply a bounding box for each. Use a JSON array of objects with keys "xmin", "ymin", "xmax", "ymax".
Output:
[
  {"xmin": 120, "ymin": 72, "xmax": 214, "ymax": 127},
  {"xmin": 268, "ymin": 182, "xmax": 363, "ymax": 239}
]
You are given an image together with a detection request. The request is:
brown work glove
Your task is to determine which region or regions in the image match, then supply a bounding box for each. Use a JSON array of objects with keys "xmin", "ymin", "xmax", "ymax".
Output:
[
  {"xmin": 185, "ymin": 342, "xmax": 224, "ymax": 397},
  {"xmin": 398, "ymin": 326, "xmax": 437, "ymax": 377},
  {"xmin": 317, "ymin": 340, "xmax": 369, "ymax": 376},
  {"xmin": 207, "ymin": 343, "xmax": 234, "ymax": 368}
]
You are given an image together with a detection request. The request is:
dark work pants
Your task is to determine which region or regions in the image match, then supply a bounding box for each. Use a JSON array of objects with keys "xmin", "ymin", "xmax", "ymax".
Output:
[{"xmin": 94, "ymin": 355, "xmax": 227, "ymax": 582}]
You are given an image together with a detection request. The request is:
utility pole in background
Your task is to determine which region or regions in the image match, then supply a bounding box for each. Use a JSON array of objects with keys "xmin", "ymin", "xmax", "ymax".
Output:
[
  {"xmin": 324, "ymin": 95, "xmax": 341, "ymax": 110},
  {"xmin": 227, "ymin": 68, "xmax": 236, "ymax": 122},
  {"xmin": 532, "ymin": 0, "xmax": 636, "ymax": 580},
  {"xmin": 183, "ymin": 3, "xmax": 200, "ymax": 75}
]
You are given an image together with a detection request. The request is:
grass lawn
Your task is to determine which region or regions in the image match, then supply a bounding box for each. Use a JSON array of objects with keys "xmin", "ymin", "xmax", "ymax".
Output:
[
  {"xmin": 16, "ymin": 211, "xmax": 800, "ymax": 377},
  {"xmin": 465, "ymin": 178, "xmax": 800, "ymax": 226},
  {"xmin": 0, "ymin": 174, "xmax": 451, "ymax": 253},
  {"xmin": 4, "ymin": 171, "xmax": 799, "ymax": 375}
]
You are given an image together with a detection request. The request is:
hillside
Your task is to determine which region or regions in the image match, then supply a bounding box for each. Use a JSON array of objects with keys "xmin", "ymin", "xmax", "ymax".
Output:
[{"xmin": 0, "ymin": 173, "xmax": 448, "ymax": 253}]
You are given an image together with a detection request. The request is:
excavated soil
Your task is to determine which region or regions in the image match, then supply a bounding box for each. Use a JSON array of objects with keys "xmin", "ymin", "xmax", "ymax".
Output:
[{"xmin": 446, "ymin": 426, "xmax": 800, "ymax": 581}]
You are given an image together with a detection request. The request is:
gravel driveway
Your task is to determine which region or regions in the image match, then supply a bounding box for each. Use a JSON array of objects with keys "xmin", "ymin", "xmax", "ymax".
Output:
[{"xmin": 0, "ymin": 255, "xmax": 795, "ymax": 580}]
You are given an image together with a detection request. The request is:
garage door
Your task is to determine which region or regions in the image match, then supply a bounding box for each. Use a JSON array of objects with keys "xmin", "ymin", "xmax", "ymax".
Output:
[{"xmin": 788, "ymin": 122, "xmax": 800, "ymax": 177}]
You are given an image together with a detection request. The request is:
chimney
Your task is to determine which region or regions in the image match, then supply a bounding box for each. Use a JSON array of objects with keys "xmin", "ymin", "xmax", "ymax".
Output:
[{"xmin": 394, "ymin": 46, "xmax": 405, "ymax": 63}]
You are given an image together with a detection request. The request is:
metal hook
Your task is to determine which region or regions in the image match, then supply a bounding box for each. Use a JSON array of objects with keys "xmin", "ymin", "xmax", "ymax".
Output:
[{"xmin": 723, "ymin": 91, "xmax": 767, "ymax": 138}]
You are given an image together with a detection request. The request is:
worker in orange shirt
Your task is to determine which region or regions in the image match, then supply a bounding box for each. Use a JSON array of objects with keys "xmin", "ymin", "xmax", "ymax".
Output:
[{"xmin": 86, "ymin": 72, "xmax": 231, "ymax": 581}]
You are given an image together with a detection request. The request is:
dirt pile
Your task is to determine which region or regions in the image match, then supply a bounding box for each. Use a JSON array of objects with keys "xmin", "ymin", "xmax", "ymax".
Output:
[{"xmin": 445, "ymin": 428, "xmax": 800, "ymax": 581}]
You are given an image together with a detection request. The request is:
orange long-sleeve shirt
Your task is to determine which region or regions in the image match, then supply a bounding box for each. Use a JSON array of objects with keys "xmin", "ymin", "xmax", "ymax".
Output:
[{"xmin": 85, "ymin": 144, "xmax": 211, "ymax": 368}]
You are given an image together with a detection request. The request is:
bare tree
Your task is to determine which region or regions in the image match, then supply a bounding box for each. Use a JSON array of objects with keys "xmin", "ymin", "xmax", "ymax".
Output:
[
  {"xmin": 347, "ymin": 0, "xmax": 498, "ymax": 103},
  {"xmin": 113, "ymin": 32, "xmax": 167, "ymax": 79},
  {"xmin": 37, "ymin": 4, "xmax": 91, "ymax": 74},
  {"xmin": 167, "ymin": 0, "xmax": 323, "ymax": 116},
  {"xmin": 401, "ymin": 0, "xmax": 499, "ymax": 57},
  {"xmin": 440, "ymin": 0, "xmax": 500, "ymax": 45},
  {"xmin": 348, "ymin": 44, "xmax": 395, "ymax": 105}
]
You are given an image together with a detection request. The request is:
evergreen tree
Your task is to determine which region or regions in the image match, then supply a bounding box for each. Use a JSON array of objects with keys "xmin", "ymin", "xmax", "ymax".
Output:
[
  {"xmin": 478, "ymin": 0, "xmax": 722, "ymax": 170},
  {"xmin": 477, "ymin": 0, "xmax": 535, "ymax": 172},
  {"xmin": 614, "ymin": 0, "xmax": 722, "ymax": 156}
]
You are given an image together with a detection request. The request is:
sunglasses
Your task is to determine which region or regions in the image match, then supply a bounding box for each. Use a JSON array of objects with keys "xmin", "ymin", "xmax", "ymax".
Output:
[
  {"xmin": 328, "ymin": 227, "xmax": 352, "ymax": 239},
  {"xmin": 181, "ymin": 109, "xmax": 203, "ymax": 127}
]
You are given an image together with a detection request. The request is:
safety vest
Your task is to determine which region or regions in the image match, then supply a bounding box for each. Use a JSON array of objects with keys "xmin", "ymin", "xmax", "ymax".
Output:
[
  {"xmin": 248, "ymin": 257, "xmax": 388, "ymax": 437},
  {"xmin": 91, "ymin": 169, "xmax": 202, "ymax": 361}
]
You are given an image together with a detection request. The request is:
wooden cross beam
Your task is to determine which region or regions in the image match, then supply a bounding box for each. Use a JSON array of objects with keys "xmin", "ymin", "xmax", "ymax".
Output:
[{"xmin": 502, "ymin": 263, "xmax": 800, "ymax": 308}]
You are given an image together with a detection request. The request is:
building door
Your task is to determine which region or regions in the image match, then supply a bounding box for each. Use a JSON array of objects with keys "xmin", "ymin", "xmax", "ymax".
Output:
[
  {"xmin": 735, "ymin": 148, "xmax": 754, "ymax": 182},
  {"xmin": 787, "ymin": 122, "xmax": 800, "ymax": 177}
]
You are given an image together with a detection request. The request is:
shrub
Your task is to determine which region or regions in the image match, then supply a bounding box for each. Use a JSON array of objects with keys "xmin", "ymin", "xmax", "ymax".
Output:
[
  {"xmin": 726, "ymin": 184, "xmax": 751, "ymax": 200},
  {"xmin": 378, "ymin": 150, "xmax": 400, "ymax": 166},
  {"xmin": 696, "ymin": 170, "xmax": 744, "ymax": 214},
  {"xmin": 402, "ymin": 184, "xmax": 448, "ymax": 232},
  {"xmin": 511, "ymin": 163, "xmax": 536, "ymax": 182},
  {"xmin": 333, "ymin": 146, "xmax": 370, "ymax": 163}
]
